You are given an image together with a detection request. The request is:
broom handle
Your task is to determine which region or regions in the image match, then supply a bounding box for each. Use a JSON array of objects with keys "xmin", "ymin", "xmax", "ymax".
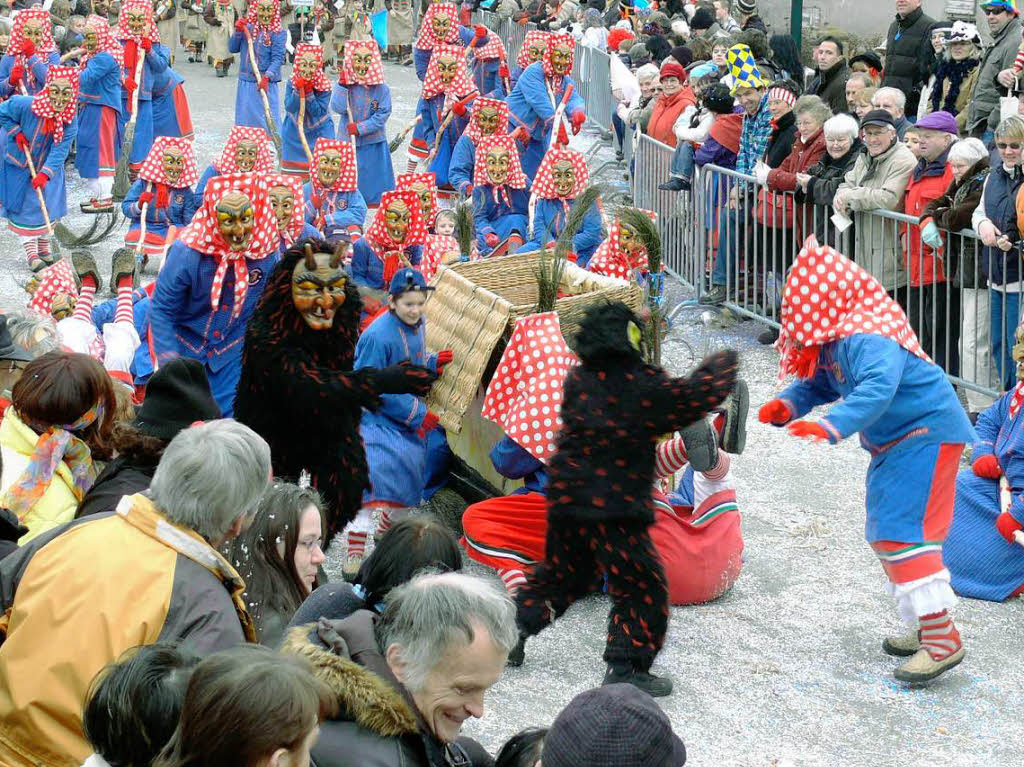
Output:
[
  {"xmin": 23, "ymin": 146, "xmax": 55, "ymax": 238},
  {"xmin": 135, "ymin": 200, "xmax": 150, "ymax": 257},
  {"xmin": 344, "ymin": 95, "xmax": 358, "ymax": 187},
  {"xmin": 424, "ymin": 93, "xmax": 475, "ymax": 167},
  {"xmin": 127, "ymin": 53, "xmax": 145, "ymax": 125},
  {"xmin": 298, "ymin": 90, "xmax": 313, "ymax": 164},
  {"xmin": 244, "ymin": 29, "xmax": 282, "ymax": 150}
]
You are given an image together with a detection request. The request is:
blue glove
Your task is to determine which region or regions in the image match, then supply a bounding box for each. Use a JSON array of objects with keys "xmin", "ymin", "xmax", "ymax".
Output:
[{"xmin": 920, "ymin": 219, "xmax": 943, "ymax": 250}]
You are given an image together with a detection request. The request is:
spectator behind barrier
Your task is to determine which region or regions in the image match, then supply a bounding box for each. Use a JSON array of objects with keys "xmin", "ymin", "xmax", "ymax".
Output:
[
  {"xmin": 845, "ymin": 71, "xmax": 874, "ymax": 116},
  {"xmin": 807, "ymin": 35, "xmax": 849, "ymax": 115},
  {"xmin": 154, "ymin": 645, "xmax": 335, "ymax": 767},
  {"xmin": 83, "ymin": 644, "xmax": 202, "ymax": 767},
  {"xmin": 881, "ymin": 0, "xmax": 936, "ymax": 118},
  {"xmin": 872, "ymin": 86, "xmax": 910, "ymax": 140},
  {"xmin": 966, "ymin": 1, "xmax": 1021, "ymax": 144},
  {"xmin": 0, "ymin": 419, "xmax": 272, "ymax": 767},
  {"xmin": 281, "ymin": 570, "xmax": 517, "ymax": 767},
  {"xmin": 794, "ymin": 112, "xmax": 863, "ymax": 248}
]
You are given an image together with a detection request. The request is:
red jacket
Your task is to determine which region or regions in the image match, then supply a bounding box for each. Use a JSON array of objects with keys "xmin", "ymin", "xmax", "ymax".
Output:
[
  {"xmin": 764, "ymin": 127, "xmax": 828, "ymax": 239},
  {"xmin": 903, "ymin": 155, "xmax": 955, "ymax": 286},
  {"xmin": 646, "ymin": 87, "xmax": 696, "ymax": 148}
]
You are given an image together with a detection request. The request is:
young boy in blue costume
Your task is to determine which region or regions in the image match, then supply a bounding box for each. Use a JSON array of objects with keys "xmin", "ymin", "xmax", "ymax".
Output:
[
  {"xmin": 759, "ymin": 237, "xmax": 975, "ymax": 684},
  {"xmin": 228, "ymin": 0, "xmax": 286, "ymax": 132},
  {"xmin": 506, "ymin": 32, "xmax": 585, "ymax": 180},
  {"xmin": 281, "ymin": 43, "xmax": 334, "ymax": 177},
  {"xmin": 346, "ymin": 267, "xmax": 454, "ymax": 577},
  {"xmin": 149, "ymin": 172, "xmax": 281, "ymax": 416},
  {"xmin": 0, "ymin": 66, "xmax": 78, "ymax": 272},
  {"xmin": 302, "ymin": 137, "xmax": 367, "ymax": 243},
  {"xmin": 448, "ymin": 96, "xmax": 512, "ymax": 199},
  {"xmin": 76, "ymin": 14, "xmax": 124, "ymax": 214},
  {"xmin": 472, "ymin": 134, "xmax": 529, "ymax": 256},
  {"xmin": 333, "ymin": 39, "xmax": 395, "ymax": 209},
  {"xmin": 516, "ymin": 146, "xmax": 602, "ymax": 266}
]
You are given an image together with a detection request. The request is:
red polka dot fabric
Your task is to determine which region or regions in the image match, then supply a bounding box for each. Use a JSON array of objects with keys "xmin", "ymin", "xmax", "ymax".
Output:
[
  {"xmin": 532, "ymin": 147, "xmax": 590, "ymax": 202},
  {"xmin": 414, "ymin": 3, "xmax": 461, "ymax": 50},
  {"xmin": 481, "ymin": 312, "xmax": 578, "ymax": 462},
  {"xmin": 517, "ymin": 30, "xmax": 550, "ymax": 70},
  {"xmin": 340, "ymin": 39, "xmax": 385, "ymax": 86},
  {"xmin": 422, "ymin": 43, "xmax": 476, "ymax": 101},
  {"xmin": 465, "ymin": 97, "xmax": 509, "ymax": 145},
  {"xmin": 588, "ymin": 209, "xmax": 658, "ymax": 283},
  {"xmin": 137, "ymin": 136, "xmax": 199, "ymax": 189},
  {"xmin": 28, "ymin": 260, "xmax": 77, "ymax": 317},
  {"xmin": 291, "ymin": 43, "xmax": 332, "ymax": 92},
  {"xmin": 542, "ymin": 33, "xmax": 575, "ymax": 78},
  {"xmin": 777, "ymin": 236, "xmax": 930, "ymax": 379},
  {"xmin": 311, "ymin": 137, "xmax": 359, "ymax": 192},
  {"xmin": 216, "ymin": 126, "xmax": 275, "ymax": 174}
]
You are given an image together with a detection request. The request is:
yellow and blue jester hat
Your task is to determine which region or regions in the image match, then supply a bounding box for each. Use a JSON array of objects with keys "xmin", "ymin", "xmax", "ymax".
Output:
[{"xmin": 727, "ymin": 43, "xmax": 767, "ymax": 95}]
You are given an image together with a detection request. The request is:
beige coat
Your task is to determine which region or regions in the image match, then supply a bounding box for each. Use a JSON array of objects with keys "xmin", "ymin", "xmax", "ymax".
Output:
[{"xmin": 835, "ymin": 140, "xmax": 917, "ymax": 291}]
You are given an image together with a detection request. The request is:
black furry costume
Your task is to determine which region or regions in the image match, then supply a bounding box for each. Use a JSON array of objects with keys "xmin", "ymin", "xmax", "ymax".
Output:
[
  {"xmin": 234, "ymin": 239, "xmax": 438, "ymax": 543},
  {"xmin": 516, "ymin": 302, "xmax": 738, "ymax": 671}
]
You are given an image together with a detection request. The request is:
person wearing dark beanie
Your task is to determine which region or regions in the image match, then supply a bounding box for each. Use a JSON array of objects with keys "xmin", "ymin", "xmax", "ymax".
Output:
[
  {"xmin": 736, "ymin": 0, "xmax": 767, "ymax": 33},
  {"xmin": 689, "ymin": 6, "xmax": 716, "ymax": 35},
  {"xmin": 646, "ymin": 34, "xmax": 672, "ymax": 65},
  {"xmin": 75, "ymin": 358, "xmax": 222, "ymax": 518},
  {"xmin": 670, "ymin": 45, "xmax": 693, "ymax": 70}
]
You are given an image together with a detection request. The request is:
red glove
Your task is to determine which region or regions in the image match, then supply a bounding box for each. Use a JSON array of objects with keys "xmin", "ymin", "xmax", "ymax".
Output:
[
  {"xmin": 13, "ymin": 131, "xmax": 29, "ymax": 152},
  {"xmin": 258, "ymin": 75, "xmax": 269, "ymax": 91},
  {"xmin": 347, "ymin": 122, "xmax": 360, "ymax": 136},
  {"xmin": 460, "ymin": 182, "xmax": 473, "ymax": 197},
  {"xmin": 474, "ymin": 24, "xmax": 487, "ymax": 38},
  {"xmin": 141, "ymin": 37, "xmax": 152, "ymax": 52},
  {"xmin": 787, "ymin": 420, "xmax": 830, "ymax": 443},
  {"xmin": 996, "ymin": 511, "xmax": 1024, "ymax": 544},
  {"xmin": 499, "ymin": 64, "xmax": 509, "ymax": 78},
  {"xmin": 511, "ymin": 125, "xmax": 530, "ymax": 144},
  {"xmin": 138, "ymin": 191, "xmax": 154, "ymax": 206},
  {"xmin": 485, "ymin": 232, "xmax": 499, "ymax": 248},
  {"xmin": 417, "ymin": 411, "xmax": 440, "ymax": 438},
  {"xmin": 235, "ymin": 19, "xmax": 248, "ymax": 33},
  {"xmin": 21, "ymin": 39, "xmax": 35, "ymax": 58},
  {"xmin": 451, "ymin": 100, "xmax": 467, "ymax": 117},
  {"xmin": 293, "ymin": 76, "xmax": 308, "ymax": 92},
  {"xmin": 347, "ymin": 225, "xmax": 362, "ymax": 242},
  {"xmin": 31, "ymin": 171, "xmax": 48, "ymax": 189},
  {"xmin": 544, "ymin": 240, "xmax": 556, "ymax": 250},
  {"xmin": 124, "ymin": 77, "xmax": 137, "ymax": 93},
  {"xmin": 972, "ymin": 453, "xmax": 1002, "ymax": 479},
  {"xmin": 435, "ymin": 349, "xmax": 453, "ymax": 372},
  {"xmin": 757, "ymin": 398, "xmax": 791, "ymax": 426},
  {"xmin": 8, "ymin": 64, "xmax": 23, "ymax": 87},
  {"xmin": 570, "ymin": 110, "xmax": 585, "ymax": 135}
]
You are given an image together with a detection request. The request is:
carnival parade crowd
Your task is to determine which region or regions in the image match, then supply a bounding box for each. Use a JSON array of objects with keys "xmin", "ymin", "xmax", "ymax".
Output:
[{"xmin": 0, "ymin": 0, "xmax": 1020, "ymax": 765}]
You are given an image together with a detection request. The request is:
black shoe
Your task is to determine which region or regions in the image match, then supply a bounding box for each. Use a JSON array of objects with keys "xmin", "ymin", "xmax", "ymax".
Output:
[
  {"xmin": 679, "ymin": 419, "xmax": 717, "ymax": 473},
  {"xmin": 719, "ymin": 379, "xmax": 749, "ymax": 455},
  {"xmin": 507, "ymin": 635, "xmax": 526, "ymax": 667},
  {"xmin": 658, "ymin": 177, "xmax": 691, "ymax": 192},
  {"xmin": 602, "ymin": 666, "xmax": 673, "ymax": 697},
  {"xmin": 216, "ymin": 67, "xmax": 226, "ymax": 77},
  {"xmin": 758, "ymin": 326, "xmax": 780, "ymax": 345},
  {"xmin": 699, "ymin": 285, "xmax": 726, "ymax": 306}
]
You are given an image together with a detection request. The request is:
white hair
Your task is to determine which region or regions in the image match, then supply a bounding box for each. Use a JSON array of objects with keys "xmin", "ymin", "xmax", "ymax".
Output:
[
  {"xmin": 823, "ymin": 113, "xmax": 860, "ymax": 140},
  {"xmin": 636, "ymin": 63, "xmax": 660, "ymax": 82},
  {"xmin": 376, "ymin": 571, "xmax": 518, "ymax": 692},
  {"xmin": 872, "ymin": 86, "xmax": 906, "ymax": 111},
  {"xmin": 5, "ymin": 311, "xmax": 58, "ymax": 357},
  {"xmin": 948, "ymin": 137, "xmax": 988, "ymax": 167},
  {"xmin": 150, "ymin": 419, "xmax": 272, "ymax": 542}
]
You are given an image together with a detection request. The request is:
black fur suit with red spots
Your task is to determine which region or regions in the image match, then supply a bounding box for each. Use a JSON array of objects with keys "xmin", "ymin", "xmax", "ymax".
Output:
[{"xmin": 515, "ymin": 303, "xmax": 738, "ymax": 671}]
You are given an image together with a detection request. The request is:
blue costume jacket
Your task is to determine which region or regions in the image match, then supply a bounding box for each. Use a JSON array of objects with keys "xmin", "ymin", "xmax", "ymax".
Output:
[
  {"xmin": 417, "ymin": 92, "xmax": 474, "ymax": 188},
  {"xmin": 447, "ymin": 133, "xmax": 477, "ymax": 197},
  {"xmin": 0, "ymin": 96, "xmax": 76, "ymax": 228},
  {"xmin": 281, "ymin": 83, "xmax": 333, "ymax": 171},
  {"xmin": 518, "ymin": 197, "xmax": 602, "ymax": 266},
  {"xmin": 229, "ymin": 27, "xmax": 285, "ymax": 129},
  {"xmin": 473, "ymin": 185, "xmax": 529, "ymax": 251},
  {"xmin": 122, "ymin": 179, "xmax": 199, "ymax": 240},
  {"xmin": 351, "ymin": 238, "xmax": 423, "ymax": 291},
  {"xmin": 330, "ymin": 83, "xmax": 395, "ymax": 206},
  {"xmin": 151, "ymin": 66, "xmax": 189, "ymax": 138},
  {"xmin": 0, "ymin": 51, "xmax": 60, "ymax": 98},
  {"xmin": 78, "ymin": 51, "xmax": 123, "ymax": 112},
  {"xmin": 149, "ymin": 241, "xmax": 279, "ymax": 415},
  {"xmin": 274, "ymin": 221, "xmax": 322, "ymax": 258},
  {"xmin": 302, "ymin": 182, "xmax": 367, "ymax": 236},
  {"xmin": 490, "ymin": 436, "xmax": 548, "ymax": 495},
  {"xmin": 945, "ymin": 391, "xmax": 1024, "ymax": 601},
  {"xmin": 75, "ymin": 51, "xmax": 123, "ymax": 179},
  {"xmin": 779, "ymin": 334, "xmax": 974, "ymax": 542},
  {"xmin": 506, "ymin": 63, "xmax": 584, "ymax": 179},
  {"xmin": 355, "ymin": 310, "xmax": 437, "ymax": 507},
  {"xmin": 119, "ymin": 43, "xmax": 170, "ymax": 165}
]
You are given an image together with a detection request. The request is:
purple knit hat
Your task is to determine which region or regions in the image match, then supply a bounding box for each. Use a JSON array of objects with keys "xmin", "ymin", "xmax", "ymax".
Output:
[{"xmin": 915, "ymin": 111, "xmax": 959, "ymax": 135}]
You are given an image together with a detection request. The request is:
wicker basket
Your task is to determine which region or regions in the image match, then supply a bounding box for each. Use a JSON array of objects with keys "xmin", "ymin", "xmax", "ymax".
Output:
[{"xmin": 424, "ymin": 251, "xmax": 642, "ymax": 433}]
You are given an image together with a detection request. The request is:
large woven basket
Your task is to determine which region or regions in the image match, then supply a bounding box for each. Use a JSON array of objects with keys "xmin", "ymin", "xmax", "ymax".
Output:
[{"xmin": 424, "ymin": 251, "xmax": 643, "ymax": 433}]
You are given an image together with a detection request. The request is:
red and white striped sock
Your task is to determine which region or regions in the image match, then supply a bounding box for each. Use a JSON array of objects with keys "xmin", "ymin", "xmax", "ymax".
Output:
[
  {"xmin": 374, "ymin": 508, "xmax": 394, "ymax": 538},
  {"xmin": 655, "ymin": 436, "xmax": 688, "ymax": 478},
  {"xmin": 20, "ymin": 237, "xmax": 38, "ymax": 263},
  {"xmin": 498, "ymin": 568, "xmax": 528, "ymax": 595},
  {"xmin": 1015, "ymin": 49, "xmax": 1024, "ymax": 74},
  {"xmin": 114, "ymin": 278, "xmax": 134, "ymax": 324},
  {"xmin": 37, "ymin": 237, "xmax": 51, "ymax": 256},
  {"xmin": 406, "ymin": 157, "xmax": 418, "ymax": 173},
  {"xmin": 347, "ymin": 530, "xmax": 368, "ymax": 559},
  {"xmin": 703, "ymin": 450, "xmax": 731, "ymax": 481},
  {"xmin": 918, "ymin": 610, "xmax": 962, "ymax": 661},
  {"xmin": 72, "ymin": 280, "xmax": 98, "ymax": 322}
]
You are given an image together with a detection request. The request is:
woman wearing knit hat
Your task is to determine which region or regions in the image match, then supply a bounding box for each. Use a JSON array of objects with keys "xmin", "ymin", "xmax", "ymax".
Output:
[
  {"xmin": 735, "ymin": 0, "xmax": 766, "ymax": 33},
  {"xmin": 645, "ymin": 59, "xmax": 696, "ymax": 148},
  {"xmin": 922, "ymin": 21, "xmax": 981, "ymax": 132}
]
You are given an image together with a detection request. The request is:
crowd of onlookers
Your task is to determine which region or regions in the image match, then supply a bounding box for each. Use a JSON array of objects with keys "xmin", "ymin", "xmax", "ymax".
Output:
[{"xmin": 485, "ymin": 0, "xmax": 1024, "ymax": 416}]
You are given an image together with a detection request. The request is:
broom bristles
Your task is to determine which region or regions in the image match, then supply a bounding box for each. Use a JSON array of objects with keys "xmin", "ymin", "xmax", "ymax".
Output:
[
  {"xmin": 534, "ymin": 184, "xmax": 606, "ymax": 313},
  {"xmin": 112, "ymin": 123, "xmax": 136, "ymax": 201},
  {"xmin": 615, "ymin": 206, "xmax": 662, "ymax": 275},
  {"xmin": 454, "ymin": 201, "xmax": 474, "ymax": 257}
]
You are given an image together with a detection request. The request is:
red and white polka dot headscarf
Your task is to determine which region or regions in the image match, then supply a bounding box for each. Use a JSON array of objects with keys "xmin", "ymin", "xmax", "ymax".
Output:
[
  {"xmin": 365, "ymin": 189, "xmax": 430, "ymax": 252},
  {"xmin": 481, "ymin": 311, "xmax": 577, "ymax": 462},
  {"xmin": 9, "ymin": 9, "xmax": 57, "ymax": 56},
  {"xmin": 517, "ymin": 30, "xmax": 550, "ymax": 70},
  {"xmin": 777, "ymin": 236, "xmax": 929, "ymax": 380},
  {"xmin": 291, "ymin": 43, "xmax": 331, "ymax": 92},
  {"xmin": 310, "ymin": 137, "xmax": 359, "ymax": 192},
  {"xmin": 138, "ymin": 136, "xmax": 199, "ymax": 189},
  {"xmin": 464, "ymin": 96, "xmax": 508, "ymax": 145},
  {"xmin": 266, "ymin": 173, "xmax": 307, "ymax": 246},
  {"xmin": 31, "ymin": 66, "xmax": 79, "ymax": 144},
  {"xmin": 532, "ymin": 147, "xmax": 590, "ymax": 201},
  {"xmin": 396, "ymin": 171, "xmax": 438, "ymax": 220},
  {"xmin": 472, "ymin": 134, "xmax": 527, "ymax": 206},
  {"xmin": 115, "ymin": 0, "xmax": 160, "ymax": 42},
  {"xmin": 415, "ymin": 3, "xmax": 460, "ymax": 50},
  {"xmin": 422, "ymin": 44, "xmax": 475, "ymax": 100},
  {"xmin": 28, "ymin": 259, "xmax": 77, "ymax": 318},
  {"xmin": 178, "ymin": 173, "xmax": 279, "ymax": 322},
  {"xmin": 588, "ymin": 209, "xmax": 658, "ymax": 282},
  {"xmin": 340, "ymin": 39, "xmax": 385, "ymax": 86},
  {"xmin": 216, "ymin": 126, "xmax": 275, "ymax": 174},
  {"xmin": 473, "ymin": 32, "xmax": 506, "ymax": 63},
  {"xmin": 542, "ymin": 33, "xmax": 575, "ymax": 79},
  {"xmin": 82, "ymin": 15, "xmax": 123, "ymax": 66},
  {"xmin": 245, "ymin": 0, "xmax": 283, "ymax": 44}
]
